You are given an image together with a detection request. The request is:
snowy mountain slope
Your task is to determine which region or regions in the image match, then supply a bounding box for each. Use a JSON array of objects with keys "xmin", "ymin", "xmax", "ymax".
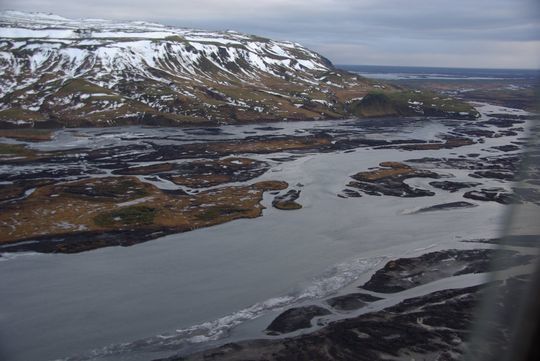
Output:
[{"xmin": 0, "ymin": 11, "xmax": 477, "ymax": 127}]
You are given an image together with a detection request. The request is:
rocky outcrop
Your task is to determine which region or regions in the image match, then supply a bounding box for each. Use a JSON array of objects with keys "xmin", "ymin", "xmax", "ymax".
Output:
[
  {"xmin": 361, "ymin": 249, "xmax": 532, "ymax": 293},
  {"xmin": 114, "ymin": 157, "xmax": 269, "ymax": 188},
  {"xmin": 463, "ymin": 188, "xmax": 517, "ymax": 204},
  {"xmin": 265, "ymin": 305, "xmax": 331, "ymax": 335},
  {"xmin": 428, "ymin": 180, "xmax": 481, "ymax": 192},
  {"xmin": 326, "ymin": 293, "xmax": 382, "ymax": 311},
  {"xmin": 412, "ymin": 201, "xmax": 477, "ymax": 213},
  {"xmin": 272, "ymin": 189, "xmax": 302, "ymax": 210},
  {"xmin": 344, "ymin": 162, "xmax": 439, "ymax": 197},
  {"xmin": 171, "ymin": 277, "xmax": 527, "ymax": 361},
  {"xmin": 0, "ymin": 177, "xmax": 289, "ymax": 253}
]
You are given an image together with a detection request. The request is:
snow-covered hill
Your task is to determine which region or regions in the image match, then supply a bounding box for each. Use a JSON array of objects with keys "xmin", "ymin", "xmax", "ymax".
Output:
[{"xmin": 0, "ymin": 11, "xmax": 477, "ymax": 127}]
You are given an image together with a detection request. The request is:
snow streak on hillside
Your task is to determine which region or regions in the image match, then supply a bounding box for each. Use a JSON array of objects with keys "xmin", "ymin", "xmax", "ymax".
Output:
[
  {"xmin": 0, "ymin": 11, "xmax": 477, "ymax": 126},
  {"xmin": 0, "ymin": 11, "xmax": 331, "ymax": 97}
]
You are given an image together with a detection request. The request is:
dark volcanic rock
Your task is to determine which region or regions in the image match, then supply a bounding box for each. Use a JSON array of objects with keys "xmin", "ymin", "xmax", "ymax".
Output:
[
  {"xmin": 361, "ymin": 249, "xmax": 532, "ymax": 293},
  {"xmin": 174, "ymin": 278, "xmax": 527, "ymax": 361},
  {"xmin": 486, "ymin": 113, "xmax": 533, "ymax": 120},
  {"xmin": 128, "ymin": 135, "xmax": 333, "ymax": 162},
  {"xmin": 272, "ymin": 189, "xmax": 302, "ymax": 210},
  {"xmin": 429, "ymin": 180, "xmax": 481, "ymax": 192},
  {"xmin": 405, "ymin": 154, "xmax": 520, "ymax": 173},
  {"xmin": 463, "ymin": 188, "xmax": 518, "ymax": 204},
  {"xmin": 498, "ymin": 129, "xmax": 519, "ymax": 137},
  {"xmin": 254, "ymin": 126, "xmax": 284, "ymax": 131},
  {"xmin": 326, "ymin": 293, "xmax": 383, "ymax": 311},
  {"xmin": 469, "ymin": 170, "xmax": 514, "ymax": 181},
  {"xmin": 265, "ymin": 305, "xmax": 331, "ymax": 335},
  {"xmin": 0, "ymin": 228, "xmax": 174, "ymax": 254},
  {"xmin": 0, "ymin": 167, "xmax": 102, "ymax": 182},
  {"xmin": 339, "ymin": 189, "xmax": 362, "ymax": 198},
  {"xmin": 413, "ymin": 201, "xmax": 477, "ymax": 213},
  {"xmin": 113, "ymin": 162, "xmax": 176, "ymax": 175},
  {"xmin": 465, "ymin": 235, "xmax": 540, "ymax": 248},
  {"xmin": 183, "ymin": 127, "xmax": 227, "ymax": 135},
  {"xmin": 389, "ymin": 136, "xmax": 475, "ymax": 151},
  {"xmin": 491, "ymin": 145, "xmax": 520, "ymax": 152},
  {"xmin": 0, "ymin": 179, "xmax": 54, "ymax": 202},
  {"xmin": 481, "ymin": 117, "xmax": 525, "ymax": 128},
  {"xmin": 114, "ymin": 157, "xmax": 270, "ymax": 188},
  {"xmin": 347, "ymin": 162, "xmax": 439, "ymax": 197},
  {"xmin": 452, "ymin": 127, "xmax": 496, "ymax": 138}
]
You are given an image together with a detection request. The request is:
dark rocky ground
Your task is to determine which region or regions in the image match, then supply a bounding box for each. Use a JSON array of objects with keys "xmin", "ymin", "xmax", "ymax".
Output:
[
  {"xmin": 361, "ymin": 249, "xmax": 533, "ymax": 293},
  {"xmin": 165, "ymin": 276, "xmax": 530, "ymax": 361},
  {"xmin": 6, "ymin": 112, "xmax": 527, "ymax": 254},
  {"xmin": 343, "ymin": 161, "xmax": 440, "ymax": 198},
  {"xmin": 428, "ymin": 181, "xmax": 481, "ymax": 192},
  {"xmin": 265, "ymin": 306, "xmax": 331, "ymax": 335},
  {"xmin": 158, "ymin": 246, "xmax": 535, "ymax": 361},
  {"xmin": 325, "ymin": 293, "xmax": 383, "ymax": 311},
  {"xmin": 464, "ymin": 235, "xmax": 540, "ymax": 248},
  {"xmin": 2, "ymin": 115, "xmax": 539, "ymax": 253},
  {"xmin": 463, "ymin": 188, "xmax": 517, "ymax": 205},
  {"xmin": 272, "ymin": 189, "xmax": 302, "ymax": 210},
  {"xmin": 412, "ymin": 201, "xmax": 477, "ymax": 213}
]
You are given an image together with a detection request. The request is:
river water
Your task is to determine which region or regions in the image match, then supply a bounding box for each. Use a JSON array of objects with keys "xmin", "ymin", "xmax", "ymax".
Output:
[{"xmin": 0, "ymin": 103, "xmax": 530, "ymax": 361}]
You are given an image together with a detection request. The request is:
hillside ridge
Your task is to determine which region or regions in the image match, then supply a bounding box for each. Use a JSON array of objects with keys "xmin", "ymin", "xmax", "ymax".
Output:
[{"xmin": 0, "ymin": 11, "xmax": 478, "ymax": 127}]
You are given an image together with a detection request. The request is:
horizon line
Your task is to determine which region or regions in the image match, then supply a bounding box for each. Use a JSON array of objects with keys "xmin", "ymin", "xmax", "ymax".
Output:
[{"xmin": 336, "ymin": 64, "xmax": 540, "ymax": 71}]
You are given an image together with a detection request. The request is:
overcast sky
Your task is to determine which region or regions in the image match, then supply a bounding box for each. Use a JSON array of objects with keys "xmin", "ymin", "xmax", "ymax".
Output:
[{"xmin": 2, "ymin": 0, "xmax": 539, "ymax": 68}]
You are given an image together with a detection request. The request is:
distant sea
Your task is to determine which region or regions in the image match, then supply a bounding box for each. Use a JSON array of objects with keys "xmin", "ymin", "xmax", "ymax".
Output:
[{"xmin": 337, "ymin": 64, "xmax": 540, "ymax": 81}]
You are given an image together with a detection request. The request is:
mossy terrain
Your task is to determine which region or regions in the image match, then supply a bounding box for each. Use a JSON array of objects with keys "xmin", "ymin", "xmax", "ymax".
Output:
[
  {"xmin": 54, "ymin": 177, "xmax": 150, "ymax": 201},
  {"xmin": 123, "ymin": 136, "xmax": 333, "ymax": 163},
  {"xmin": 164, "ymin": 35, "xmax": 186, "ymax": 42},
  {"xmin": 113, "ymin": 163, "xmax": 175, "ymax": 175},
  {"xmin": 167, "ymin": 158, "xmax": 268, "ymax": 188},
  {"xmin": 395, "ymin": 137, "xmax": 474, "ymax": 151},
  {"xmin": 344, "ymin": 162, "xmax": 440, "ymax": 198},
  {"xmin": 58, "ymin": 78, "xmax": 117, "ymax": 96},
  {"xmin": 350, "ymin": 90, "xmax": 478, "ymax": 118},
  {"xmin": 0, "ymin": 176, "xmax": 289, "ymax": 252},
  {"xmin": 113, "ymin": 157, "xmax": 269, "ymax": 188},
  {"xmin": 0, "ymin": 143, "xmax": 36, "ymax": 158},
  {"xmin": 352, "ymin": 161, "xmax": 418, "ymax": 181},
  {"xmin": 196, "ymin": 205, "xmax": 250, "ymax": 221},
  {"xmin": 208, "ymin": 136, "xmax": 332, "ymax": 154},
  {"xmin": 463, "ymin": 87, "xmax": 539, "ymax": 112},
  {"xmin": 272, "ymin": 189, "xmax": 302, "ymax": 210},
  {"xmin": 0, "ymin": 129, "xmax": 53, "ymax": 142},
  {"xmin": 349, "ymin": 93, "xmax": 401, "ymax": 117},
  {"xmin": 0, "ymin": 108, "xmax": 47, "ymax": 123},
  {"xmin": 0, "ymin": 179, "xmax": 53, "ymax": 202},
  {"xmin": 94, "ymin": 205, "xmax": 157, "ymax": 227},
  {"xmin": 0, "ymin": 68, "xmax": 479, "ymax": 128},
  {"xmin": 389, "ymin": 78, "xmax": 539, "ymax": 112},
  {"xmin": 273, "ymin": 201, "xmax": 302, "ymax": 210}
]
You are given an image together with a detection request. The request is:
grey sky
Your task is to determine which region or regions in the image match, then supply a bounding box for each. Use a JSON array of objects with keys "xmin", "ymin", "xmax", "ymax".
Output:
[{"xmin": 2, "ymin": 0, "xmax": 539, "ymax": 68}]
